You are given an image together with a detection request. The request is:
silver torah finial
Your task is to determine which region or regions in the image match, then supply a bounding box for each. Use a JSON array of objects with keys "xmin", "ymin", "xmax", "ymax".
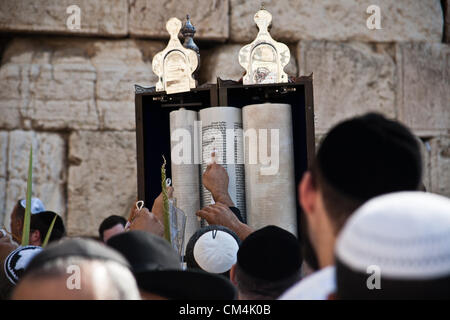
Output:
[
  {"xmin": 181, "ymin": 14, "xmax": 200, "ymax": 81},
  {"xmin": 181, "ymin": 15, "xmax": 199, "ymax": 54},
  {"xmin": 152, "ymin": 17, "xmax": 198, "ymax": 94},
  {"xmin": 238, "ymin": 8, "xmax": 290, "ymax": 85}
]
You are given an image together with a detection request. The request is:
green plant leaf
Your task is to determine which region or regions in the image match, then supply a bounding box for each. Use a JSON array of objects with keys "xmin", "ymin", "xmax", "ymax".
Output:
[
  {"xmin": 41, "ymin": 213, "xmax": 57, "ymax": 247},
  {"xmin": 21, "ymin": 146, "xmax": 32, "ymax": 246}
]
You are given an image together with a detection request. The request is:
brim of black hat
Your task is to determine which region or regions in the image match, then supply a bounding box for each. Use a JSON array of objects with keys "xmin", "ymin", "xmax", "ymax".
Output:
[{"xmin": 135, "ymin": 269, "xmax": 236, "ymax": 300}]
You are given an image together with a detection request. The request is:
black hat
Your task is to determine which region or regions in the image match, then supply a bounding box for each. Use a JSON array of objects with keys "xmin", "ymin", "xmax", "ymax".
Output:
[
  {"xmin": 317, "ymin": 113, "xmax": 422, "ymax": 201},
  {"xmin": 107, "ymin": 231, "xmax": 237, "ymax": 300},
  {"xmin": 25, "ymin": 238, "xmax": 131, "ymax": 274},
  {"xmin": 30, "ymin": 211, "xmax": 65, "ymax": 243},
  {"xmin": 237, "ymin": 226, "xmax": 302, "ymax": 281},
  {"xmin": 185, "ymin": 225, "xmax": 241, "ymax": 275}
]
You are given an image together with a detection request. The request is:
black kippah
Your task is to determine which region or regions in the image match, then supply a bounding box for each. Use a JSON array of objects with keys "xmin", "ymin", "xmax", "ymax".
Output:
[
  {"xmin": 317, "ymin": 113, "xmax": 422, "ymax": 200},
  {"xmin": 25, "ymin": 238, "xmax": 130, "ymax": 274},
  {"xmin": 237, "ymin": 226, "xmax": 302, "ymax": 281},
  {"xmin": 336, "ymin": 258, "xmax": 450, "ymax": 299},
  {"xmin": 30, "ymin": 211, "xmax": 65, "ymax": 242}
]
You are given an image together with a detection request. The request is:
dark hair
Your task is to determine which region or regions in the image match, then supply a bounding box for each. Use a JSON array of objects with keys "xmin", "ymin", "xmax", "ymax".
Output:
[
  {"xmin": 234, "ymin": 226, "xmax": 302, "ymax": 298},
  {"xmin": 30, "ymin": 211, "xmax": 65, "ymax": 243},
  {"xmin": 300, "ymin": 113, "xmax": 422, "ymax": 271},
  {"xmin": 15, "ymin": 199, "xmax": 25, "ymax": 220},
  {"xmin": 311, "ymin": 113, "xmax": 422, "ymax": 234},
  {"xmin": 98, "ymin": 215, "xmax": 127, "ymax": 241},
  {"xmin": 234, "ymin": 263, "xmax": 301, "ymax": 299},
  {"xmin": 310, "ymin": 161, "xmax": 362, "ymax": 234},
  {"xmin": 336, "ymin": 258, "xmax": 450, "ymax": 299}
]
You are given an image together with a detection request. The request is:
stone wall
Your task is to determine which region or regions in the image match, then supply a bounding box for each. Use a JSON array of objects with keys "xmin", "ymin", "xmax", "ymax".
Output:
[{"xmin": 0, "ymin": 0, "xmax": 448, "ymax": 236}]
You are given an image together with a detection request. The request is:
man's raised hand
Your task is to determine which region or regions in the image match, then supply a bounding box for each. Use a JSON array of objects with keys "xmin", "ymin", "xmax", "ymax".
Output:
[
  {"xmin": 129, "ymin": 207, "xmax": 164, "ymax": 237},
  {"xmin": 196, "ymin": 203, "xmax": 253, "ymax": 240},
  {"xmin": 202, "ymin": 163, "xmax": 234, "ymax": 207}
]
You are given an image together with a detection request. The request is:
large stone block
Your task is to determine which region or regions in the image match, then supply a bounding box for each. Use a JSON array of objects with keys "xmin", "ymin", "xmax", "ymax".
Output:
[
  {"xmin": 298, "ymin": 41, "xmax": 396, "ymax": 134},
  {"xmin": 91, "ymin": 40, "xmax": 163, "ymax": 131},
  {"xmin": 427, "ymin": 136, "xmax": 450, "ymax": 197},
  {"xmin": 129, "ymin": 0, "xmax": 229, "ymax": 41},
  {"xmin": 3, "ymin": 131, "xmax": 66, "ymax": 228},
  {"xmin": 0, "ymin": 38, "xmax": 98, "ymax": 130},
  {"xmin": 0, "ymin": 57, "xmax": 28, "ymax": 129},
  {"xmin": 230, "ymin": 0, "xmax": 443, "ymax": 43},
  {"xmin": 0, "ymin": 38, "xmax": 163, "ymax": 131},
  {"xmin": 396, "ymin": 43, "xmax": 450, "ymax": 136},
  {"xmin": 0, "ymin": 132, "xmax": 8, "ymax": 180},
  {"xmin": 199, "ymin": 44, "xmax": 298, "ymax": 84},
  {"xmin": 67, "ymin": 131, "xmax": 137, "ymax": 237},
  {"xmin": 0, "ymin": 179, "xmax": 5, "ymax": 228},
  {"xmin": 0, "ymin": 0, "xmax": 128, "ymax": 37},
  {"xmin": 0, "ymin": 132, "xmax": 8, "ymax": 224}
]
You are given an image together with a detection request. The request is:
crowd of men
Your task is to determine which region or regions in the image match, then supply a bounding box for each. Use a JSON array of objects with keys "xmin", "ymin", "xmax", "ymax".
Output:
[{"xmin": 0, "ymin": 112, "xmax": 449, "ymax": 300}]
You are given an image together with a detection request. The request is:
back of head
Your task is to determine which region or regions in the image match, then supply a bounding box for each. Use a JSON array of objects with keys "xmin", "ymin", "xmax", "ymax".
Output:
[
  {"xmin": 235, "ymin": 226, "xmax": 302, "ymax": 299},
  {"xmin": 30, "ymin": 211, "xmax": 65, "ymax": 243},
  {"xmin": 185, "ymin": 225, "xmax": 241, "ymax": 277},
  {"xmin": 13, "ymin": 238, "xmax": 140, "ymax": 300},
  {"xmin": 14, "ymin": 200, "xmax": 25, "ymax": 221},
  {"xmin": 108, "ymin": 231, "xmax": 237, "ymax": 300},
  {"xmin": 14, "ymin": 198, "xmax": 46, "ymax": 221},
  {"xmin": 313, "ymin": 113, "xmax": 422, "ymax": 232},
  {"xmin": 10, "ymin": 198, "xmax": 46, "ymax": 242},
  {"xmin": 335, "ymin": 191, "xmax": 450, "ymax": 299},
  {"xmin": 98, "ymin": 215, "xmax": 127, "ymax": 241}
]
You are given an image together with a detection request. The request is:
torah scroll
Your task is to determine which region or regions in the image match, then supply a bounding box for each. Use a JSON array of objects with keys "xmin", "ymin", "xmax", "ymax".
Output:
[
  {"xmin": 170, "ymin": 109, "xmax": 201, "ymax": 248},
  {"xmin": 243, "ymin": 103, "xmax": 297, "ymax": 235},
  {"xmin": 199, "ymin": 107, "xmax": 246, "ymax": 222}
]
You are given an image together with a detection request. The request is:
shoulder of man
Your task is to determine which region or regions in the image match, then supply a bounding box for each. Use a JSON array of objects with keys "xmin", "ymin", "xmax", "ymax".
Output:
[{"xmin": 278, "ymin": 265, "xmax": 336, "ymax": 300}]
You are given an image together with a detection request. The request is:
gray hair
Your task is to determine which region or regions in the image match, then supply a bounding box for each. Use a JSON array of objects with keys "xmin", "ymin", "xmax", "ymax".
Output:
[{"xmin": 24, "ymin": 256, "xmax": 140, "ymax": 300}]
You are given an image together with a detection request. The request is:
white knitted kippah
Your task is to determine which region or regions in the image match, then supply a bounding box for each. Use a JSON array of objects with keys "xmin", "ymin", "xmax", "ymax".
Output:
[
  {"xmin": 336, "ymin": 191, "xmax": 450, "ymax": 280},
  {"xmin": 193, "ymin": 230, "xmax": 239, "ymax": 274},
  {"xmin": 4, "ymin": 245, "xmax": 43, "ymax": 284},
  {"xmin": 20, "ymin": 197, "xmax": 45, "ymax": 214}
]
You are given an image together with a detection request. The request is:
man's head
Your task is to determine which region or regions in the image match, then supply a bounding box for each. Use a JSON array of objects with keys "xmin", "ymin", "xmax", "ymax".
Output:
[
  {"xmin": 185, "ymin": 225, "xmax": 241, "ymax": 278},
  {"xmin": 335, "ymin": 191, "xmax": 450, "ymax": 299},
  {"xmin": 29, "ymin": 211, "xmax": 65, "ymax": 246},
  {"xmin": 10, "ymin": 198, "xmax": 46, "ymax": 243},
  {"xmin": 4, "ymin": 245, "xmax": 43, "ymax": 286},
  {"xmin": 230, "ymin": 226, "xmax": 302, "ymax": 300},
  {"xmin": 299, "ymin": 113, "xmax": 422, "ymax": 268},
  {"xmin": 107, "ymin": 231, "xmax": 236, "ymax": 300},
  {"xmin": 0, "ymin": 235, "xmax": 19, "ymax": 299},
  {"xmin": 12, "ymin": 238, "xmax": 140, "ymax": 300},
  {"xmin": 98, "ymin": 215, "xmax": 127, "ymax": 243}
]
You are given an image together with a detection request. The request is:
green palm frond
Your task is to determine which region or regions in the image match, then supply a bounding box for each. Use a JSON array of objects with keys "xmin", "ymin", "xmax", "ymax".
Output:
[
  {"xmin": 41, "ymin": 213, "xmax": 57, "ymax": 247},
  {"xmin": 21, "ymin": 146, "xmax": 32, "ymax": 246}
]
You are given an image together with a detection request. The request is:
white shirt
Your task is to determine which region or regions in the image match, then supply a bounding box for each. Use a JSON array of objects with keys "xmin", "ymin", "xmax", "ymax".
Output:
[{"xmin": 279, "ymin": 265, "xmax": 336, "ymax": 300}]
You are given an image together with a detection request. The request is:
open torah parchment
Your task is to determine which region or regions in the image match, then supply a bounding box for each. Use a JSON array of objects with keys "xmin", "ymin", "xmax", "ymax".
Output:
[{"xmin": 170, "ymin": 103, "xmax": 297, "ymax": 248}]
